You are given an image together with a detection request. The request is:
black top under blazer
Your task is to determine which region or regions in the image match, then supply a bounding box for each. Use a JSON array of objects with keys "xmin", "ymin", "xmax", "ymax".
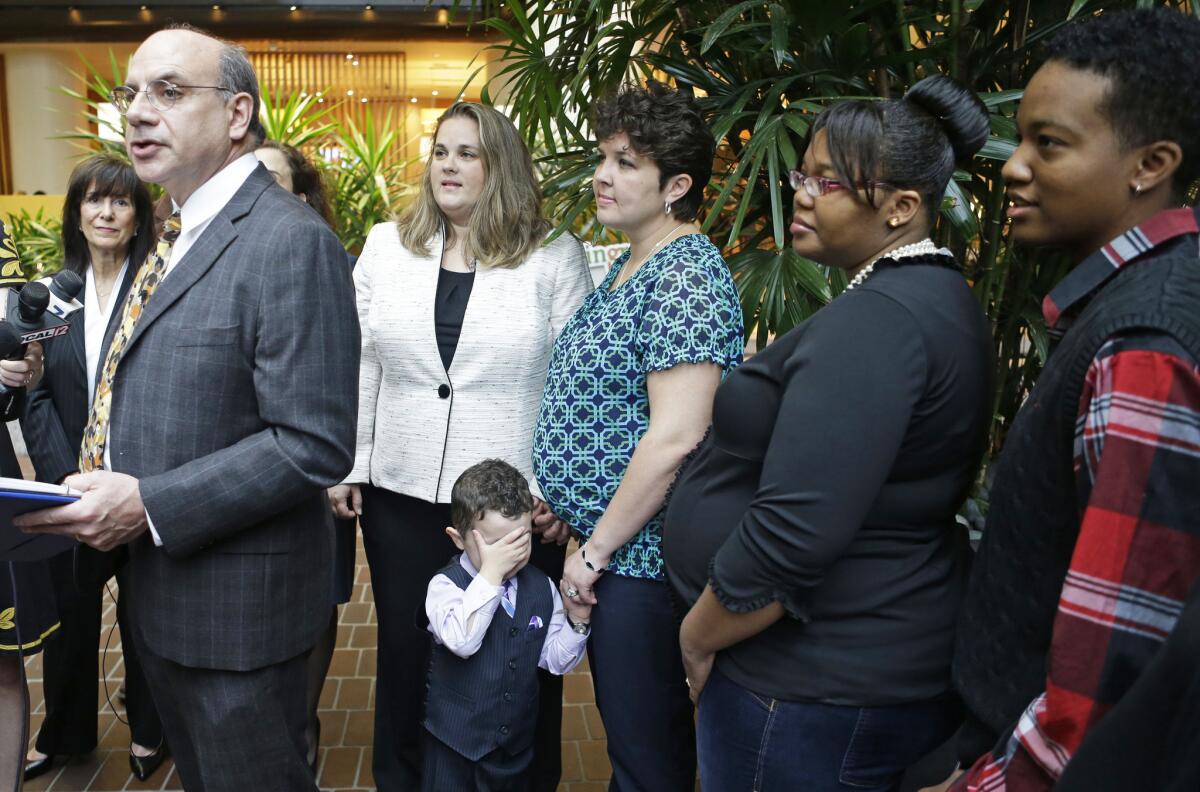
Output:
[{"xmin": 664, "ymin": 261, "xmax": 992, "ymax": 705}]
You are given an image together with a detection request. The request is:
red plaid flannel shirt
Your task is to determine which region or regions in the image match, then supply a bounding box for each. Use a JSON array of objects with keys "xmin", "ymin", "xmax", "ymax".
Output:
[{"xmin": 956, "ymin": 209, "xmax": 1200, "ymax": 791}]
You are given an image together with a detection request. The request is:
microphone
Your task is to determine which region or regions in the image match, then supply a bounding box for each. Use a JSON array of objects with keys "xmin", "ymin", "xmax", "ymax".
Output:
[
  {"xmin": 0, "ymin": 290, "xmax": 39, "ymax": 413},
  {"xmin": 38, "ymin": 270, "xmax": 84, "ymax": 319},
  {"xmin": 4, "ymin": 281, "xmax": 69, "ymax": 345},
  {"xmin": 0, "ymin": 323, "xmax": 20, "ymax": 360}
]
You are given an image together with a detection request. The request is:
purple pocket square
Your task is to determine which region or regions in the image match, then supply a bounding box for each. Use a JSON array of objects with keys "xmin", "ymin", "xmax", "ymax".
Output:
[{"xmin": 527, "ymin": 615, "xmax": 544, "ymax": 631}]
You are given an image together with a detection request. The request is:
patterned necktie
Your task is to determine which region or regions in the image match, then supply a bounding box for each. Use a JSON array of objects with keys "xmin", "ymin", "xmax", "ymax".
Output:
[
  {"xmin": 78, "ymin": 211, "xmax": 182, "ymax": 472},
  {"xmin": 500, "ymin": 580, "xmax": 516, "ymax": 618}
]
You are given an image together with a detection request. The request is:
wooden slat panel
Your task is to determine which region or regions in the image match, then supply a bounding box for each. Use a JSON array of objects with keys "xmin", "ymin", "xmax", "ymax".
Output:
[{"xmin": 248, "ymin": 48, "xmax": 407, "ymax": 163}]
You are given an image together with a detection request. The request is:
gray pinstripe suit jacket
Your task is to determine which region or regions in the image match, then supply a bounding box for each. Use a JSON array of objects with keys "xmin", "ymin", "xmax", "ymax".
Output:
[{"xmin": 103, "ymin": 166, "xmax": 360, "ymax": 672}]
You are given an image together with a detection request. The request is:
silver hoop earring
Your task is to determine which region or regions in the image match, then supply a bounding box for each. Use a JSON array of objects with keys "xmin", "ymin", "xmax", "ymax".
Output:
[{"xmin": 664, "ymin": 200, "xmax": 672, "ymax": 216}]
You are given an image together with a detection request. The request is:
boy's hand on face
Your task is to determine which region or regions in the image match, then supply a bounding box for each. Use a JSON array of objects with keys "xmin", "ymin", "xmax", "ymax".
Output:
[
  {"xmin": 477, "ymin": 525, "xmax": 531, "ymax": 586},
  {"xmin": 560, "ymin": 579, "xmax": 592, "ymax": 625}
]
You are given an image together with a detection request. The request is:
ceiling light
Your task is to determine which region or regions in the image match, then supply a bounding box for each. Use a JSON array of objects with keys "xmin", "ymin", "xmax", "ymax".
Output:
[
  {"xmin": 431, "ymin": 90, "xmax": 439, "ymax": 97},
  {"xmin": 410, "ymin": 97, "xmax": 418, "ymax": 104},
  {"xmin": 346, "ymin": 53, "xmax": 354, "ymax": 60},
  {"xmin": 352, "ymin": 60, "xmax": 360, "ymax": 67},
  {"xmin": 289, "ymin": 4, "xmax": 297, "ymax": 10},
  {"xmin": 365, "ymin": 4, "xmax": 373, "ymax": 9},
  {"xmin": 361, "ymin": 98, "xmax": 368, "ymax": 104},
  {"xmin": 346, "ymin": 89, "xmax": 354, "ymax": 96}
]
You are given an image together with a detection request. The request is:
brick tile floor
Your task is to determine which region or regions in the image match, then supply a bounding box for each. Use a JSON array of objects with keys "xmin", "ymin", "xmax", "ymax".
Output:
[{"xmin": 21, "ymin": 528, "xmax": 615, "ymax": 791}]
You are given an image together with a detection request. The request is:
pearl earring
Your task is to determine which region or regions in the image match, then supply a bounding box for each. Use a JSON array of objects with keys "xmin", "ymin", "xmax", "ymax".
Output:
[{"xmin": 1133, "ymin": 184, "xmax": 1143, "ymax": 195}]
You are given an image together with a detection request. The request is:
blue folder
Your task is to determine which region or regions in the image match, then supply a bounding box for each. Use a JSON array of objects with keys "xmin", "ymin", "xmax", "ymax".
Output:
[{"xmin": 0, "ymin": 488, "xmax": 80, "ymax": 561}]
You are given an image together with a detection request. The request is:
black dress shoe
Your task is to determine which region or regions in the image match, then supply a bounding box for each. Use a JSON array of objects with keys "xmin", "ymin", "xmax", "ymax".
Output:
[
  {"xmin": 24, "ymin": 753, "xmax": 58, "ymax": 781},
  {"xmin": 129, "ymin": 743, "xmax": 168, "ymax": 782}
]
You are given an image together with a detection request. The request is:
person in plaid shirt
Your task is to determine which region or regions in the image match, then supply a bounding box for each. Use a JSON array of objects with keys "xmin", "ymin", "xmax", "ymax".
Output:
[{"xmin": 933, "ymin": 8, "xmax": 1200, "ymax": 792}]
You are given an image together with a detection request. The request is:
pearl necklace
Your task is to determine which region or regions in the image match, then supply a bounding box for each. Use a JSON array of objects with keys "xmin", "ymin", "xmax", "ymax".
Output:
[{"xmin": 844, "ymin": 238, "xmax": 941, "ymax": 291}]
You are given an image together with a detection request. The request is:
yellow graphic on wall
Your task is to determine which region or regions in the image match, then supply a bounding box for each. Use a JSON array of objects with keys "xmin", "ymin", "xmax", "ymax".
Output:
[{"xmin": 0, "ymin": 219, "xmax": 29, "ymax": 286}]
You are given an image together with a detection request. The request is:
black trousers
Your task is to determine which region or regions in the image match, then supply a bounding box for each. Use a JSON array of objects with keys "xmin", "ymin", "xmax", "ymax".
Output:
[
  {"xmin": 36, "ymin": 548, "xmax": 161, "ymax": 754},
  {"xmin": 137, "ymin": 642, "xmax": 315, "ymax": 792},
  {"xmin": 420, "ymin": 731, "xmax": 532, "ymax": 792},
  {"xmin": 360, "ymin": 486, "xmax": 565, "ymax": 792}
]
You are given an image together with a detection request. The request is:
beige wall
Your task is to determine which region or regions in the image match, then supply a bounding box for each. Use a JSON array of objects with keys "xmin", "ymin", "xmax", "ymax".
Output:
[{"xmin": 3, "ymin": 48, "xmax": 97, "ymax": 194}]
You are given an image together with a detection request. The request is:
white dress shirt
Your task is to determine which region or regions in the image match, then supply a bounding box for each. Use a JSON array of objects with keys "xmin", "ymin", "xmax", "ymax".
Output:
[
  {"xmin": 84, "ymin": 257, "xmax": 130, "ymax": 404},
  {"xmin": 425, "ymin": 554, "xmax": 588, "ymax": 675},
  {"xmin": 112, "ymin": 153, "xmax": 260, "ymax": 545},
  {"xmin": 164, "ymin": 153, "xmax": 259, "ymax": 278}
]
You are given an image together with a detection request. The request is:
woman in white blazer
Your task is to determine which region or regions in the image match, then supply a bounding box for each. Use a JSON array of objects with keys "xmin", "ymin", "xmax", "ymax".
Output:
[{"xmin": 327, "ymin": 102, "xmax": 593, "ymax": 791}]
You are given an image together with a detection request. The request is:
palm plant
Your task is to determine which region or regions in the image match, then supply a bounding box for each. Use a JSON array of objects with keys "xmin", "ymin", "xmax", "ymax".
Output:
[
  {"xmin": 5, "ymin": 209, "xmax": 65, "ymax": 279},
  {"xmin": 469, "ymin": 0, "xmax": 1195, "ymax": 463},
  {"xmin": 58, "ymin": 50, "xmax": 131, "ymax": 162},
  {"xmin": 328, "ymin": 107, "xmax": 412, "ymax": 254},
  {"xmin": 259, "ymin": 88, "xmax": 339, "ymax": 148}
]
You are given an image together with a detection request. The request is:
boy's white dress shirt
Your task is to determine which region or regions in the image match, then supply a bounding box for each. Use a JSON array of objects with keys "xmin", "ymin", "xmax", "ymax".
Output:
[{"xmin": 425, "ymin": 554, "xmax": 588, "ymax": 675}]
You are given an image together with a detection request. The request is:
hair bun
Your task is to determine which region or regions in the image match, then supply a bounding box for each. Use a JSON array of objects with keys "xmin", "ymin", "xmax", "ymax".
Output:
[{"xmin": 903, "ymin": 75, "xmax": 989, "ymax": 162}]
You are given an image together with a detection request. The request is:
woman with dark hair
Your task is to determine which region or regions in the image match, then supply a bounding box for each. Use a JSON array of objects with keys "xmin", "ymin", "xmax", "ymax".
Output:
[
  {"xmin": 254, "ymin": 139, "xmax": 353, "ymax": 771},
  {"xmin": 255, "ymin": 140, "xmax": 334, "ymax": 227},
  {"xmin": 534, "ymin": 82, "xmax": 744, "ymax": 791},
  {"xmin": 23, "ymin": 154, "xmax": 166, "ymax": 783},
  {"xmin": 662, "ymin": 75, "xmax": 993, "ymax": 790}
]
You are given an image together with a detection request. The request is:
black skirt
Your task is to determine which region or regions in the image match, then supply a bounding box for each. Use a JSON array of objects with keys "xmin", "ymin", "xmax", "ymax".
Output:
[{"xmin": 0, "ymin": 560, "xmax": 59, "ymax": 655}]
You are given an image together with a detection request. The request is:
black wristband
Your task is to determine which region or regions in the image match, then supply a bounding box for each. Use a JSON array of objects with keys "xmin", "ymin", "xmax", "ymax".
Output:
[{"xmin": 581, "ymin": 544, "xmax": 606, "ymax": 575}]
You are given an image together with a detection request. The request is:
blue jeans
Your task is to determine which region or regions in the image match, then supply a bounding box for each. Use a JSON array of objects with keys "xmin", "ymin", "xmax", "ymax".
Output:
[
  {"xmin": 589, "ymin": 574, "xmax": 696, "ymax": 792},
  {"xmin": 698, "ymin": 666, "xmax": 959, "ymax": 792}
]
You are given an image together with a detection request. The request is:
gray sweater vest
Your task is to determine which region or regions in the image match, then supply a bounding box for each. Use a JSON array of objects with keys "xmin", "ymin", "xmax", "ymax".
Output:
[{"xmin": 954, "ymin": 250, "xmax": 1200, "ymax": 745}]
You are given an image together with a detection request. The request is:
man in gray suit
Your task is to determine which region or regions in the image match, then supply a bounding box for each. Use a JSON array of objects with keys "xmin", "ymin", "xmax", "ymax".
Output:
[{"xmin": 18, "ymin": 25, "xmax": 359, "ymax": 791}]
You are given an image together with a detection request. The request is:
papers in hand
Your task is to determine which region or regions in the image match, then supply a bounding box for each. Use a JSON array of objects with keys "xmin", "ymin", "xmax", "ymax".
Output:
[{"xmin": 0, "ymin": 476, "xmax": 81, "ymax": 561}]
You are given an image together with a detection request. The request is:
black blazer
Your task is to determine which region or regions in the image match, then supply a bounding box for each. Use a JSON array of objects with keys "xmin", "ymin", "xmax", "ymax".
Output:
[
  {"xmin": 25, "ymin": 264, "xmax": 137, "ymax": 486},
  {"xmin": 25, "ymin": 265, "xmax": 137, "ymax": 584}
]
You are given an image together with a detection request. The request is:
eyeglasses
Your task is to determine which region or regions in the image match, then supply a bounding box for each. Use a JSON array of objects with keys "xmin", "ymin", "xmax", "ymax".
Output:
[
  {"xmin": 787, "ymin": 170, "xmax": 890, "ymax": 197},
  {"xmin": 109, "ymin": 80, "xmax": 233, "ymax": 115}
]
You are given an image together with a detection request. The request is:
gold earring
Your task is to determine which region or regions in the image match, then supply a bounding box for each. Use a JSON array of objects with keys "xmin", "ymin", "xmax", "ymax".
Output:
[{"xmin": 888, "ymin": 218, "xmax": 899, "ymax": 228}]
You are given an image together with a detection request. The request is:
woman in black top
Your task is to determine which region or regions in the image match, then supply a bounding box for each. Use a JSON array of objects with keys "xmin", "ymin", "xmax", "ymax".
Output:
[
  {"xmin": 663, "ymin": 76, "xmax": 993, "ymax": 791},
  {"xmin": 0, "ymin": 243, "xmax": 52, "ymax": 790}
]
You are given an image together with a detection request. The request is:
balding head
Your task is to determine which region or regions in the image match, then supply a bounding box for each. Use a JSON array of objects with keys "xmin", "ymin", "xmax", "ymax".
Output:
[{"xmin": 122, "ymin": 26, "xmax": 262, "ymax": 204}]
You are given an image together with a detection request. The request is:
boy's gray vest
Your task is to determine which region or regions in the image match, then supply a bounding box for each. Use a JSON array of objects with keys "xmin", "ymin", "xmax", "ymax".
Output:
[{"xmin": 424, "ymin": 556, "xmax": 553, "ymax": 760}]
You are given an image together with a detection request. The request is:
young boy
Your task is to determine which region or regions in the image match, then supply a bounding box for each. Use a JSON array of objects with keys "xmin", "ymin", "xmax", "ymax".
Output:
[
  {"xmin": 946, "ymin": 7, "xmax": 1200, "ymax": 791},
  {"xmin": 422, "ymin": 459, "xmax": 590, "ymax": 791}
]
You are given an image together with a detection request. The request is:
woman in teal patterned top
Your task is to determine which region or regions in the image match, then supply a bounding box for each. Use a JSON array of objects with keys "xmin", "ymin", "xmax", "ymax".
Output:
[{"xmin": 533, "ymin": 83, "xmax": 743, "ymax": 791}]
